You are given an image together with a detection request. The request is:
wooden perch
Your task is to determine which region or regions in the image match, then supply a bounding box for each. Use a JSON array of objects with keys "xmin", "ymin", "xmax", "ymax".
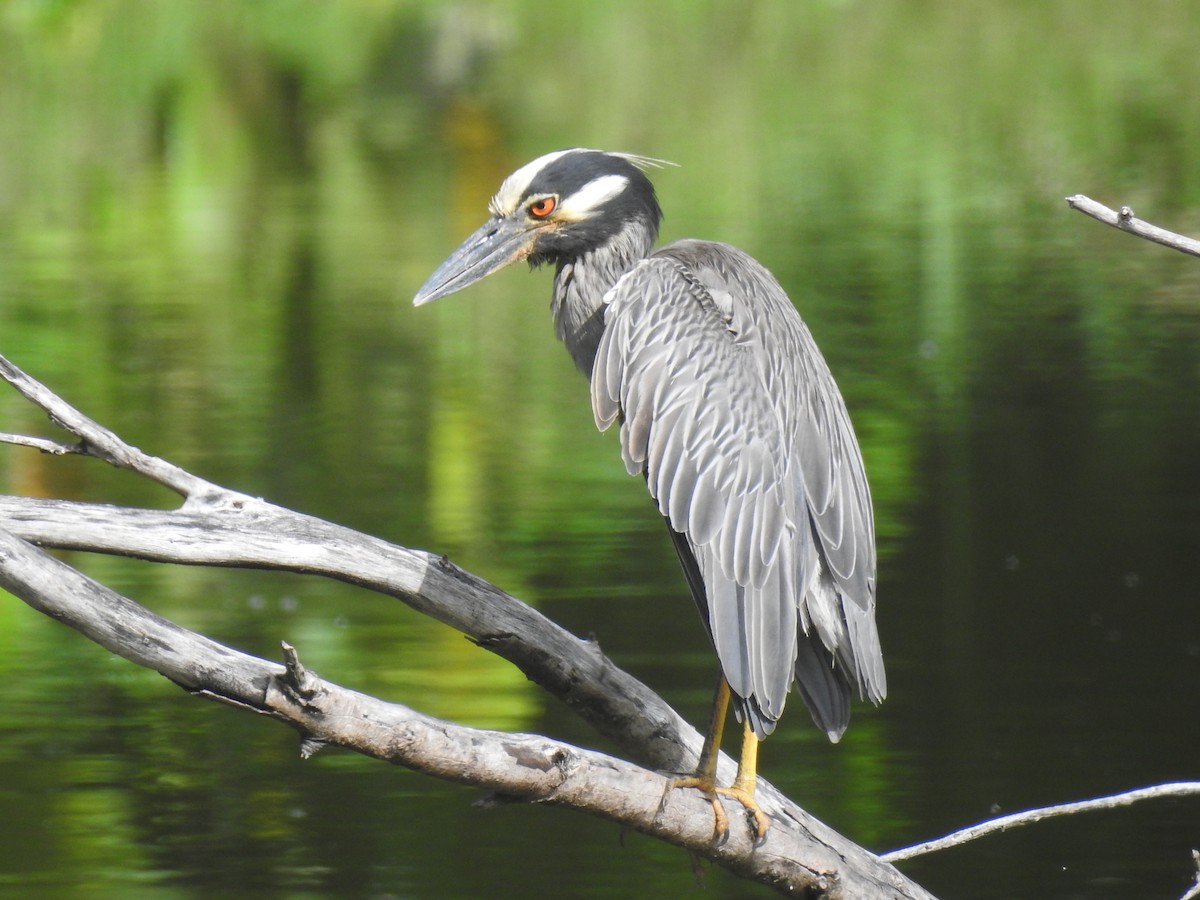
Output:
[
  {"xmin": 0, "ymin": 353, "xmax": 930, "ymax": 899},
  {"xmin": 5, "ymin": 351, "xmax": 1198, "ymax": 897},
  {"xmin": 0, "ymin": 525, "xmax": 889, "ymax": 894}
]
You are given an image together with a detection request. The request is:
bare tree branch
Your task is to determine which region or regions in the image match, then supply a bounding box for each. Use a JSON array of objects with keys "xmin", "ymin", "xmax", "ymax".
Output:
[
  {"xmin": 883, "ymin": 782, "xmax": 1200, "ymax": 863},
  {"xmin": 0, "ymin": 493, "xmax": 700, "ymax": 774},
  {"xmin": 0, "ymin": 523, "xmax": 930, "ymax": 898},
  {"xmin": 0, "ymin": 353, "xmax": 932, "ymax": 899},
  {"xmin": 6, "ymin": 348, "xmax": 1195, "ymax": 894},
  {"xmin": 1065, "ymin": 194, "xmax": 1200, "ymax": 258},
  {"xmin": 0, "ymin": 354, "xmax": 231, "ymax": 500}
]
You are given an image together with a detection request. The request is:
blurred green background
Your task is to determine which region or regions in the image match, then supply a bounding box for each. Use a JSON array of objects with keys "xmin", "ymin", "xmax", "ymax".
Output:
[{"xmin": 1, "ymin": 1, "xmax": 1199, "ymax": 897}]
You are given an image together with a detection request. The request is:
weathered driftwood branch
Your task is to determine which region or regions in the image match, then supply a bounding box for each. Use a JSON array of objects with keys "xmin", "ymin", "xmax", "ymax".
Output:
[
  {"xmin": 1065, "ymin": 194, "xmax": 1200, "ymax": 258},
  {"xmin": 0, "ymin": 525, "xmax": 918, "ymax": 897},
  {"xmin": 0, "ymin": 354, "xmax": 931, "ymax": 899},
  {"xmin": 8, "ymin": 351, "xmax": 1194, "ymax": 893}
]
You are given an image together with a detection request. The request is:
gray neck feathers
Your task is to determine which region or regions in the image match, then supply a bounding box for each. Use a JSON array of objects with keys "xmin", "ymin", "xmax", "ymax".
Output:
[{"xmin": 550, "ymin": 221, "xmax": 655, "ymax": 377}]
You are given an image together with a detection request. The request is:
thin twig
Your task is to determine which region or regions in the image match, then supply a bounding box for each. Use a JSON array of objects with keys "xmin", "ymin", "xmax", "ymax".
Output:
[
  {"xmin": 0, "ymin": 354, "xmax": 237, "ymax": 502},
  {"xmin": 883, "ymin": 782, "xmax": 1200, "ymax": 862},
  {"xmin": 0, "ymin": 431, "xmax": 78, "ymax": 455},
  {"xmin": 1181, "ymin": 850, "xmax": 1200, "ymax": 900},
  {"xmin": 1065, "ymin": 195, "xmax": 1200, "ymax": 258}
]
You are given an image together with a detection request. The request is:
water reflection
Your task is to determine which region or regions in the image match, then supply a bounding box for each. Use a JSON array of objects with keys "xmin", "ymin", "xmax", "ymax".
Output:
[{"xmin": 2, "ymin": 3, "xmax": 1200, "ymax": 898}]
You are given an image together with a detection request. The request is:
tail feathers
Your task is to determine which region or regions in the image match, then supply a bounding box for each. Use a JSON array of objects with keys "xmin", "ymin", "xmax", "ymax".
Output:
[
  {"xmin": 793, "ymin": 632, "xmax": 852, "ymax": 742},
  {"xmin": 733, "ymin": 631, "xmax": 852, "ymax": 742},
  {"xmin": 735, "ymin": 694, "xmax": 780, "ymax": 739}
]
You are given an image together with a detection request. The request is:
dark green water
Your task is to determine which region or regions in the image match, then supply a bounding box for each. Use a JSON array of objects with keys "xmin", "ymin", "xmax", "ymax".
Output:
[{"xmin": 1, "ymin": 3, "xmax": 1198, "ymax": 897}]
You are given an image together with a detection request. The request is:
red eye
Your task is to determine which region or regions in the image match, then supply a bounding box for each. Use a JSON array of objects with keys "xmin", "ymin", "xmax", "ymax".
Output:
[{"xmin": 528, "ymin": 197, "xmax": 556, "ymax": 218}]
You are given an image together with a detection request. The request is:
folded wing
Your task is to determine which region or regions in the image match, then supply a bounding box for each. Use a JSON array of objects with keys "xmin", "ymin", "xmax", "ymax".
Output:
[{"xmin": 591, "ymin": 240, "xmax": 885, "ymax": 739}]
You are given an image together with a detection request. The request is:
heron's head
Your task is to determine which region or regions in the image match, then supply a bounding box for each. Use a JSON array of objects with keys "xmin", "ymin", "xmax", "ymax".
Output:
[{"xmin": 413, "ymin": 148, "xmax": 668, "ymax": 305}]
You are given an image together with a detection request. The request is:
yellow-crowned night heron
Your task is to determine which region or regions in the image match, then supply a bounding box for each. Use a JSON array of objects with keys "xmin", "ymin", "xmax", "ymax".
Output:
[{"xmin": 414, "ymin": 148, "xmax": 885, "ymax": 838}]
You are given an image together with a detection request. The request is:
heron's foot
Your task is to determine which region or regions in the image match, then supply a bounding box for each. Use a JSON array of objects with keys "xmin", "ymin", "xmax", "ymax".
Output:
[
  {"xmin": 713, "ymin": 782, "xmax": 769, "ymax": 843},
  {"xmin": 666, "ymin": 775, "xmax": 730, "ymax": 841},
  {"xmin": 665, "ymin": 775, "xmax": 768, "ymax": 843}
]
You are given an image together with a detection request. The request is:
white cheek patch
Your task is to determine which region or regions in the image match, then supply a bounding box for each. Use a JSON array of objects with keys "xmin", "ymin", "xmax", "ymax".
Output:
[{"xmin": 558, "ymin": 174, "xmax": 630, "ymax": 221}]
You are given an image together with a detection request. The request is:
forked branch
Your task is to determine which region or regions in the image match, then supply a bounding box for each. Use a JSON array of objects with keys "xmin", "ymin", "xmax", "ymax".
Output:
[
  {"xmin": 0, "ymin": 353, "xmax": 927, "ymax": 900},
  {"xmin": 3, "ymin": 351, "xmax": 1196, "ymax": 896}
]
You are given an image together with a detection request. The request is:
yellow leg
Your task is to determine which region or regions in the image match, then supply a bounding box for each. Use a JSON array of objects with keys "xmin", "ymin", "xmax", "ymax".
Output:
[
  {"xmin": 666, "ymin": 676, "xmax": 769, "ymax": 842},
  {"xmin": 712, "ymin": 720, "xmax": 769, "ymax": 840},
  {"xmin": 695, "ymin": 673, "xmax": 731, "ymax": 786}
]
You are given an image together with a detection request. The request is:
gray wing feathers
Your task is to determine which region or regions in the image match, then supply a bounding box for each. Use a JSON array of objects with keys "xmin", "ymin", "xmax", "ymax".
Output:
[
  {"xmin": 591, "ymin": 241, "xmax": 885, "ymax": 736},
  {"xmin": 593, "ymin": 259, "xmax": 790, "ymax": 588}
]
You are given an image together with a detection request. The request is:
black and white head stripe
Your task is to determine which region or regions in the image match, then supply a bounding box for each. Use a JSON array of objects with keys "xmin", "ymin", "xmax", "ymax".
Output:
[{"xmin": 489, "ymin": 149, "xmax": 674, "ymax": 219}]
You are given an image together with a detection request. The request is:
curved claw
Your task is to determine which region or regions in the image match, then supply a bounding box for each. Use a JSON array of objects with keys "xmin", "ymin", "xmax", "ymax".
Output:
[
  {"xmin": 665, "ymin": 775, "xmax": 770, "ymax": 844},
  {"xmin": 667, "ymin": 774, "xmax": 732, "ymax": 842},
  {"xmin": 713, "ymin": 783, "xmax": 770, "ymax": 843}
]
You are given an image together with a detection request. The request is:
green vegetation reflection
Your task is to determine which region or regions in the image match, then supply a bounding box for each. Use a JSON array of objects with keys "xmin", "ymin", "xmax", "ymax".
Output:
[{"xmin": 2, "ymin": 1, "xmax": 1200, "ymax": 896}]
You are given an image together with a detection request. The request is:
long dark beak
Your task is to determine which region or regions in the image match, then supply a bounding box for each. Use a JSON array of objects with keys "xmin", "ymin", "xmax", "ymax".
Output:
[{"xmin": 413, "ymin": 215, "xmax": 540, "ymax": 306}]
